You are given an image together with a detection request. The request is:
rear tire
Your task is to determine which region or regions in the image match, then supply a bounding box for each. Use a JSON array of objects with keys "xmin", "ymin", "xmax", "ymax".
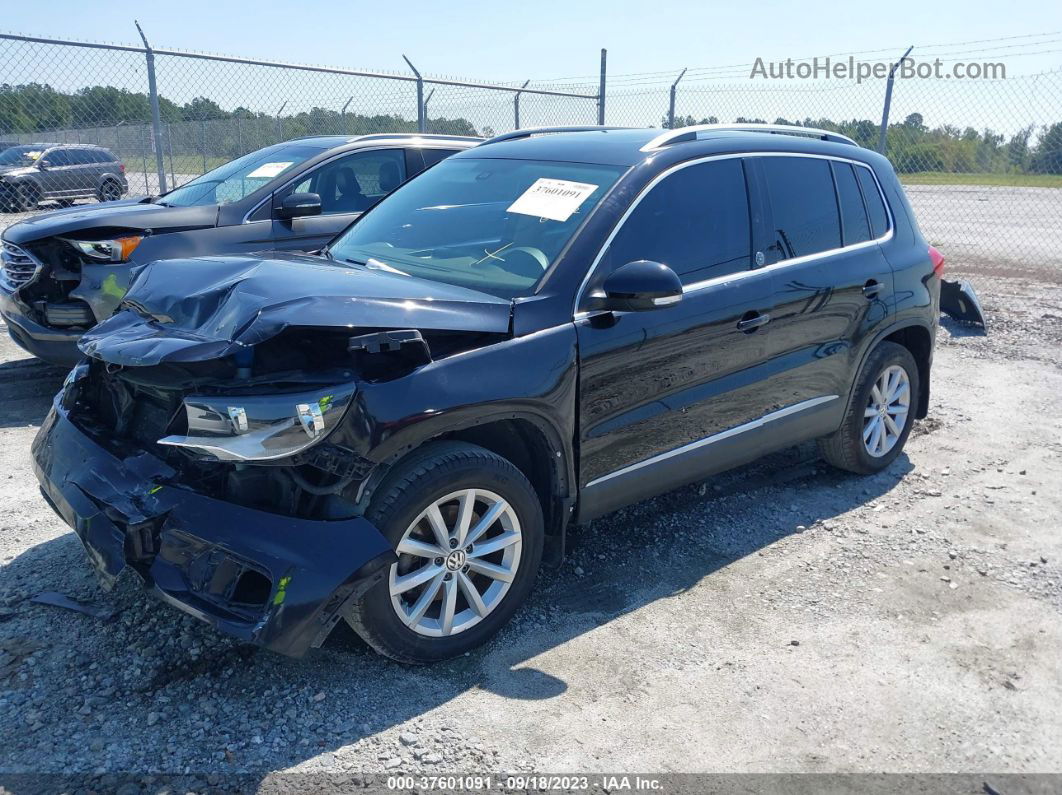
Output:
[
  {"xmin": 345, "ymin": 441, "xmax": 544, "ymax": 664},
  {"xmin": 818, "ymin": 341, "xmax": 920, "ymax": 474}
]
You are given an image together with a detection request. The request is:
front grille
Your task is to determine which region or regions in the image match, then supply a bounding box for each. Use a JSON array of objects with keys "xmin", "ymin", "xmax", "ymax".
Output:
[{"xmin": 1, "ymin": 240, "xmax": 41, "ymax": 287}]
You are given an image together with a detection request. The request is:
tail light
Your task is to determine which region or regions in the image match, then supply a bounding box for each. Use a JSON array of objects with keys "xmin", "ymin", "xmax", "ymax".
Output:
[
  {"xmin": 929, "ymin": 245, "xmax": 945, "ymax": 277},
  {"xmin": 118, "ymin": 163, "xmax": 126, "ymax": 173}
]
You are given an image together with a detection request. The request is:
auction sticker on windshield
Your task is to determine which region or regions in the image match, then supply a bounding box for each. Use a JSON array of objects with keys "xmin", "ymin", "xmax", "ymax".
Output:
[
  {"xmin": 246, "ymin": 162, "xmax": 295, "ymax": 179},
  {"xmin": 507, "ymin": 178, "xmax": 599, "ymax": 222}
]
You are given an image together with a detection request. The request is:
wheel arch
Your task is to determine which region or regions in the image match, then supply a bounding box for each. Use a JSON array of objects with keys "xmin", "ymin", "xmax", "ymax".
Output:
[
  {"xmin": 849, "ymin": 319, "xmax": 934, "ymax": 421},
  {"xmin": 359, "ymin": 411, "xmax": 574, "ymax": 566}
]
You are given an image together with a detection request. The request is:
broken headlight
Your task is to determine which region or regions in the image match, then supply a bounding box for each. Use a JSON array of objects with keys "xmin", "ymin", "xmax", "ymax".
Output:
[
  {"xmin": 65, "ymin": 235, "xmax": 142, "ymax": 263},
  {"xmin": 157, "ymin": 383, "xmax": 356, "ymax": 462}
]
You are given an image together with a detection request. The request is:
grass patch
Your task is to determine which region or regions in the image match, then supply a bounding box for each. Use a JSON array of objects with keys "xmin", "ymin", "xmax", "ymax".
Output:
[{"xmin": 900, "ymin": 171, "xmax": 1062, "ymax": 188}]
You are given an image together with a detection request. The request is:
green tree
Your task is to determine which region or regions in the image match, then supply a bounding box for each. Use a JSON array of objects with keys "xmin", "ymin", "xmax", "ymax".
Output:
[{"xmin": 1030, "ymin": 122, "xmax": 1062, "ymax": 174}]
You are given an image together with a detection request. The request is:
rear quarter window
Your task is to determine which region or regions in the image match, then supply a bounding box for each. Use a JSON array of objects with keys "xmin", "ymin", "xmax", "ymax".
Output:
[
  {"xmin": 832, "ymin": 162, "xmax": 872, "ymax": 246},
  {"xmin": 854, "ymin": 165, "xmax": 889, "ymax": 239}
]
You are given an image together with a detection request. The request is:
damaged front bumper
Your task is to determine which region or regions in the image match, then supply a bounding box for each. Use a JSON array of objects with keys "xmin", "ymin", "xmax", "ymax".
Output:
[
  {"xmin": 31, "ymin": 398, "xmax": 396, "ymax": 657},
  {"xmin": 940, "ymin": 279, "xmax": 987, "ymax": 328},
  {"xmin": 0, "ymin": 286, "xmax": 85, "ymax": 367}
]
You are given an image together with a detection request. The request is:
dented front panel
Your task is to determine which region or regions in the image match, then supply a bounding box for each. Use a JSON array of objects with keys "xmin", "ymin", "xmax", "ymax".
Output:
[{"xmin": 32, "ymin": 396, "xmax": 396, "ymax": 657}]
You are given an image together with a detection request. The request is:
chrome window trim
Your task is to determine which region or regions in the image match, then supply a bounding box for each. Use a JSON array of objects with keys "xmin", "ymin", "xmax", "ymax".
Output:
[
  {"xmin": 572, "ymin": 151, "xmax": 894, "ymax": 317},
  {"xmin": 584, "ymin": 394, "xmax": 839, "ymax": 488},
  {"xmin": 240, "ymin": 144, "xmax": 441, "ymax": 224}
]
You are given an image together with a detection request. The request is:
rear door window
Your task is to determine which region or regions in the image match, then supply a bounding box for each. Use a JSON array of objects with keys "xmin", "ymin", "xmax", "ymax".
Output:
[
  {"xmin": 832, "ymin": 162, "xmax": 872, "ymax": 246},
  {"xmin": 603, "ymin": 158, "xmax": 752, "ymax": 285},
  {"xmin": 854, "ymin": 166, "xmax": 889, "ymax": 238},
  {"xmin": 760, "ymin": 156, "xmax": 841, "ymax": 261}
]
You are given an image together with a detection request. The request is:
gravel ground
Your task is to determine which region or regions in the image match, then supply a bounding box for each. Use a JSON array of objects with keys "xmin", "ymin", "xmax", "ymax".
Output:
[
  {"xmin": 0, "ymin": 252, "xmax": 1060, "ymax": 780},
  {"xmin": 0, "ymin": 273, "xmax": 1057, "ymax": 781}
]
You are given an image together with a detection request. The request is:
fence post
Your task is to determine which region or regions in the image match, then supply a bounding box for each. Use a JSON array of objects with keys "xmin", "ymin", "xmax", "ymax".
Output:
[
  {"xmin": 423, "ymin": 89, "xmax": 435, "ymax": 132},
  {"xmin": 597, "ymin": 49, "xmax": 607, "ymax": 124},
  {"xmin": 513, "ymin": 80, "xmax": 530, "ymax": 130},
  {"xmin": 878, "ymin": 45, "xmax": 913, "ymax": 154},
  {"xmin": 135, "ymin": 21, "xmax": 168, "ymax": 194},
  {"xmin": 668, "ymin": 68, "xmax": 687, "ymax": 129},
  {"xmin": 140, "ymin": 125, "xmax": 150, "ymax": 195},
  {"xmin": 403, "ymin": 55, "xmax": 426, "ymax": 133},
  {"xmin": 275, "ymin": 101, "xmax": 287, "ymax": 142},
  {"xmin": 166, "ymin": 123, "xmax": 175, "ymax": 187},
  {"xmin": 341, "ymin": 96, "xmax": 354, "ymax": 135}
]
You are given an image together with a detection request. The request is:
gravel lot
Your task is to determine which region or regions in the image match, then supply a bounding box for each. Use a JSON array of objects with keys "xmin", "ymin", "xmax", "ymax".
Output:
[{"xmin": 0, "ymin": 202, "xmax": 1060, "ymax": 784}]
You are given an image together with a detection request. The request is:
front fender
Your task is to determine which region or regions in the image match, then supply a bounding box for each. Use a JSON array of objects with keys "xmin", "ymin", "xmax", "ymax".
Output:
[{"xmin": 339, "ymin": 323, "xmax": 579, "ymax": 499}]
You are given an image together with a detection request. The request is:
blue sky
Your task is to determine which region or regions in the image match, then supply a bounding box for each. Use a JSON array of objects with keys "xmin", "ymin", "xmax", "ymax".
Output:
[{"xmin": 4, "ymin": 0, "xmax": 1061, "ymax": 83}]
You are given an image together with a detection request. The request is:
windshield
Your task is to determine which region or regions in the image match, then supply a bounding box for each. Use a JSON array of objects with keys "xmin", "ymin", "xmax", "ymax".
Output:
[
  {"xmin": 0, "ymin": 146, "xmax": 47, "ymax": 167},
  {"xmin": 159, "ymin": 143, "xmax": 325, "ymax": 207},
  {"xmin": 327, "ymin": 157, "xmax": 626, "ymax": 298}
]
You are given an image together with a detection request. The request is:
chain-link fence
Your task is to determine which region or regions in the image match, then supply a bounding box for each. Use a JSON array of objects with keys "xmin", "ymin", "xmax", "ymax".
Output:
[
  {"xmin": 1, "ymin": 30, "xmax": 1060, "ymax": 283},
  {"xmin": 599, "ymin": 62, "xmax": 1062, "ymax": 284},
  {"xmin": 0, "ymin": 32, "xmax": 599, "ymax": 203}
]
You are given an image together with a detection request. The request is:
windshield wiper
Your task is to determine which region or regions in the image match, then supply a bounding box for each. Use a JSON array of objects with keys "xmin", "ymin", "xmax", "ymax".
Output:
[{"xmin": 339, "ymin": 256, "xmax": 409, "ymax": 276}]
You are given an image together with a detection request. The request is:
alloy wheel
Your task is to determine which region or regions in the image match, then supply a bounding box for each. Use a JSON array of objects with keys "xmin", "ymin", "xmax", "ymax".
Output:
[
  {"xmin": 389, "ymin": 488, "xmax": 522, "ymax": 637},
  {"xmin": 863, "ymin": 364, "xmax": 911, "ymax": 457}
]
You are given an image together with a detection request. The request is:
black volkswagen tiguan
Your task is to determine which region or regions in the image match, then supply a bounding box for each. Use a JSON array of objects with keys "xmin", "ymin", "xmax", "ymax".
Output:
[
  {"xmin": 34, "ymin": 124, "xmax": 943, "ymax": 663},
  {"xmin": 1, "ymin": 133, "xmax": 478, "ymax": 365}
]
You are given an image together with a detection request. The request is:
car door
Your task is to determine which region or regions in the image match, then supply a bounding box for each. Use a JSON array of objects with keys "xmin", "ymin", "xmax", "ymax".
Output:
[
  {"xmin": 269, "ymin": 148, "xmax": 408, "ymax": 252},
  {"xmin": 575, "ymin": 156, "xmax": 779, "ymax": 519},
  {"xmin": 38, "ymin": 148, "xmax": 72, "ymax": 196},
  {"xmin": 68, "ymin": 149, "xmax": 97, "ymax": 194},
  {"xmin": 750, "ymin": 155, "xmax": 896, "ymax": 451}
]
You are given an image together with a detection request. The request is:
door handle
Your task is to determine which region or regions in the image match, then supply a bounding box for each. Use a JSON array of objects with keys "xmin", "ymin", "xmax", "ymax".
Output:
[
  {"xmin": 736, "ymin": 312, "xmax": 771, "ymax": 332},
  {"xmin": 862, "ymin": 280, "xmax": 884, "ymax": 299}
]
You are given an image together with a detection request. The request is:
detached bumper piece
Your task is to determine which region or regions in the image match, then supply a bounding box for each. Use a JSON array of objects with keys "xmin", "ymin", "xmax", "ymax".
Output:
[
  {"xmin": 940, "ymin": 279, "xmax": 987, "ymax": 328},
  {"xmin": 32, "ymin": 403, "xmax": 395, "ymax": 657}
]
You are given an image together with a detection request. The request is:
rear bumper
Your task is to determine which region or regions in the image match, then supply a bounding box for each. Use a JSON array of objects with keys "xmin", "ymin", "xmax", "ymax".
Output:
[
  {"xmin": 32, "ymin": 398, "xmax": 395, "ymax": 657},
  {"xmin": 0, "ymin": 288, "xmax": 83, "ymax": 366}
]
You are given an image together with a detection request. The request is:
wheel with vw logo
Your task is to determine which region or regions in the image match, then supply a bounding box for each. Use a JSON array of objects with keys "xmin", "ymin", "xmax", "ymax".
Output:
[
  {"xmin": 345, "ymin": 441, "xmax": 544, "ymax": 663},
  {"xmin": 819, "ymin": 341, "xmax": 921, "ymax": 474}
]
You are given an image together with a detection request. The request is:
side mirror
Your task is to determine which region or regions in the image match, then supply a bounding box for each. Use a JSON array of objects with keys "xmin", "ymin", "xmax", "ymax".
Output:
[
  {"xmin": 276, "ymin": 192, "xmax": 321, "ymax": 220},
  {"xmin": 599, "ymin": 260, "xmax": 682, "ymax": 312},
  {"xmin": 37, "ymin": 160, "xmax": 50, "ymax": 170}
]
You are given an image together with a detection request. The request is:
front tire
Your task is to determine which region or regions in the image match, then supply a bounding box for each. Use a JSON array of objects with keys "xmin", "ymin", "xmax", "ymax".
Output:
[
  {"xmin": 97, "ymin": 180, "xmax": 123, "ymax": 202},
  {"xmin": 15, "ymin": 183, "xmax": 39, "ymax": 212},
  {"xmin": 819, "ymin": 341, "xmax": 920, "ymax": 474},
  {"xmin": 345, "ymin": 441, "xmax": 544, "ymax": 664}
]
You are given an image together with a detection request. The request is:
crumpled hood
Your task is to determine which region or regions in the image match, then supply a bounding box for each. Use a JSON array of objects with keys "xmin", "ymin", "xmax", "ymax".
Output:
[
  {"xmin": 1, "ymin": 199, "xmax": 219, "ymax": 245},
  {"xmin": 78, "ymin": 252, "xmax": 513, "ymax": 366}
]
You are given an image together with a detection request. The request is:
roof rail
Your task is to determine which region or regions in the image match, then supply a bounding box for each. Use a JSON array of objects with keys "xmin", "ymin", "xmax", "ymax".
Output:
[
  {"xmin": 480, "ymin": 125, "xmax": 631, "ymax": 146},
  {"xmin": 641, "ymin": 123, "xmax": 858, "ymax": 151},
  {"xmin": 349, "ymin": 133, "xmax": 482, "ymax": 143}
]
